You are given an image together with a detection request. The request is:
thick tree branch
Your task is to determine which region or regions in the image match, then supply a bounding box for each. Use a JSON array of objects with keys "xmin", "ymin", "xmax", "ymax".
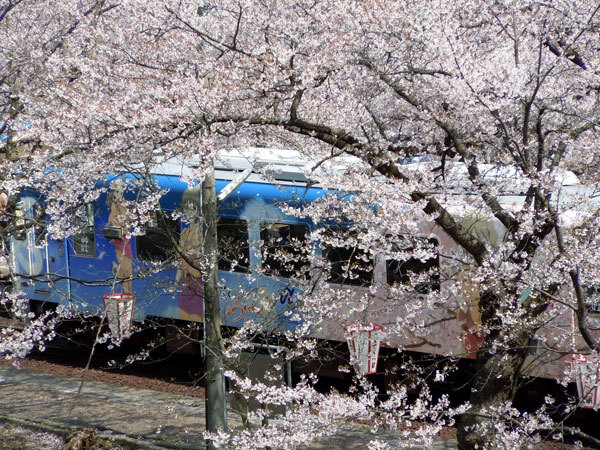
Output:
[
  {"xmin": 360, "ymin": 57, "xmax": 520, "ymax": 234},
  {"xmin": 553, "ymin": 215, "xmax": 598, "ymax": 351},
  {"xmin": 208, "ymin": 114, "xmax": 490, "ymax": 265}
]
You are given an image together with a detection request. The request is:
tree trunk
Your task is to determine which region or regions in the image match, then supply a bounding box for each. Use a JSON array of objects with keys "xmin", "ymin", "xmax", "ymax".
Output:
[
  {"xmin": 457, "ymin": 288, "xmax": 534, "ymax": 449},
  {"xmin": 203, "ymin": 170, "xmax": 227, "ymax": 447},
  {"xmin": 457, "ymin": 334, "xmax": 531, "ymax": 448}
]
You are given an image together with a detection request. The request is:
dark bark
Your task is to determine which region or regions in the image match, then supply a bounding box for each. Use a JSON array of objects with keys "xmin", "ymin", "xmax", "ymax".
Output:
[
  {"xmin": 457, "ymin": 288, "xmax": 532, "ymax": 448},
  {"xmin": 457, "ymin": 336, "xmax": 531, "ymax": 448},
  {"xmin": 457, "ymin": 285, "xmax": 550, "ymax": 448}
]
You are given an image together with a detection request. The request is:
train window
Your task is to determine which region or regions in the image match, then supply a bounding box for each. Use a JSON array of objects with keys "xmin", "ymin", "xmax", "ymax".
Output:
[
  {"xmin": 73, "ymin": 204, "xmax": 96, "ymax": 257},
  {"xmin": 218, "ymin": 218, "xmax": 249, "ymax": 272},
  {"xmin": 260, "ymin": 223, "xmax": 310, "ymax": 278},
  {"xmin": 585, "ymin": 285, "xmax": 600, "ymax": 315},
  {"xmin": 386, "ymin": 237, "xmax": 440, "ymax": 293},
  {"xmin": 136, "ymin": 216, "xmax": 179, "ymax": 262},
  {"xmin": 14, "ymin": 208, "xmax": 26, "ymax": 241},
  {"xmin": 323, "ymin": 230, "xmax": 373, "ymax": 286},
  {"xmin": 32, "ymin": 203, "xmax": 47, "ymax": 247}
]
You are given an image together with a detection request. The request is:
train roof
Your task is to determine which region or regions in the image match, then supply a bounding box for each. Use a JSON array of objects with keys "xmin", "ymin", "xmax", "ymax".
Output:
[
  {"xmin": 148, "ymin": 148, "xmax": 600, "ymax": 214},
  {"xmin": 150, "ymin": 147, "xmax": 368, "ymax": 186}
]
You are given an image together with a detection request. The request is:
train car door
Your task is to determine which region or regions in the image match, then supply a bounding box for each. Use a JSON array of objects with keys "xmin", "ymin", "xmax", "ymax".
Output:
[
  {"xmin": 10, "ymin": 194, "xmax": 69, "ymax": 304},
  {"xmin": 11, "ymin": 195, "xmax": 44, "ymax": 282},
  {"xmin": 44, "ymin": 237, "xmax": 70, "ymax": 303}
]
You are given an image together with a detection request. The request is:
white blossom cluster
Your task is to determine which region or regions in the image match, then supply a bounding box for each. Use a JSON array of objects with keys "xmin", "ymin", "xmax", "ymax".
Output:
[{"xmin": 2, "ymin": 0, "xmax": 600, "ymax": 447}]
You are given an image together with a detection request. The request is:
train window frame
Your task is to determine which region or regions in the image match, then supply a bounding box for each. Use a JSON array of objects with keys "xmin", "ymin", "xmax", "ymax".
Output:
[
  {"xmin": 322, "ymin": 229, "xmax": 374, "ymax": 287},
  {"xmin": 73, "ymin": 203, "xmax": 96, "ymax": 257},
  {"xmin": 260, "ymin": 222, "xmax": 310, "ymax": 278},
  {"xmin": 217, "ymin": 217, "xmax": 250, "ymax": 273},
  {"xmin": 136, "ymin": 214, "xmax": 180, "ymax": 263},
  {"xmin": 385, "ymin": 236, "xmax": 440, "ymax": 293}
]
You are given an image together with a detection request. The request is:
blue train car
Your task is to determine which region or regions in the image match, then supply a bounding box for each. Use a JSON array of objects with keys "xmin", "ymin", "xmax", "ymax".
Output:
[{"xmin": 8, "ymin": 148, "xmax": 325, "ymax": 332}]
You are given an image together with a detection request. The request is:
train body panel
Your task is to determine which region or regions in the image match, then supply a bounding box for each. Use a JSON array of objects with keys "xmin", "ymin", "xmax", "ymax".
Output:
[{"xmin": 7, "ymin": 149, "xmax": 599, "ymax": 383}]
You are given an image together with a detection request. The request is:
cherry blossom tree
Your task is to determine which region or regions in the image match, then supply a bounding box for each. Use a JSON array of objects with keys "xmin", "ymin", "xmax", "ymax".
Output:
[{"xmin": 2, "ymin": 0, "xmax": 600, "ymax": 448}]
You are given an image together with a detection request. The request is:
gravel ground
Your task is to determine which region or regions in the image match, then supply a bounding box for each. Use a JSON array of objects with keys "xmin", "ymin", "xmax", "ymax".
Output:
[
  {"xmin": 0, "ymin": 420, "xmax": 135, "ymax": 450},
  {"xmin": 0, "ymin": 354, "xmax": 204, "ymax": 449},
  {"xmin": 0, "ymin": 421, "xmax": 64, "ymax": 450}
]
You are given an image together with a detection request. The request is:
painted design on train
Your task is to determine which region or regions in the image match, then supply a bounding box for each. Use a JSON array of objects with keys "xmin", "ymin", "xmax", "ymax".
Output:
[
  {"xmin": 455, "ymin": 214, "xmax": 501, "ymax": 359},
  {"xmin": 107, "ymin": 179, "xmax": 133, "ymax": 294},
  {"xmin": 0, "ymin": 192, "xmax": 7, "ymax": 216},
  {"xmin": 176, "ymin": 186, "xmax": 204, "ymax": 322},
  {"xmin": 456, "ymin": 266, "xmax": 484, "ymax": 359},
  {"xmin": 0, "ymin": 192, "xmax": 9, "ymax": 277}
]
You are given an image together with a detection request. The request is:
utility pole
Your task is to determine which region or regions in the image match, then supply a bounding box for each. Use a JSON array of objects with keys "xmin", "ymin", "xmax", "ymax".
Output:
[{"xmin": 202, "ymin": 169, "xmax": 226, "ymax": 447}]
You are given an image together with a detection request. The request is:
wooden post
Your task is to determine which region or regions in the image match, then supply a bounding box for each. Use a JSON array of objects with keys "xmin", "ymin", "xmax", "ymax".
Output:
[{"xmin": 203, "ymin": 169, "xmax": 227, "ymax": 447}]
